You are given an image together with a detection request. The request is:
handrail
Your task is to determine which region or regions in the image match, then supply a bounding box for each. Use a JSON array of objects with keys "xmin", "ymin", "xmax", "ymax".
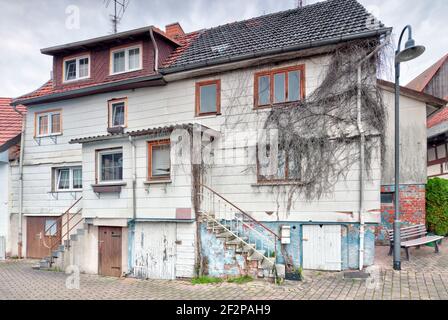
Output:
[
  {"xmin": 49, "ymin": 214, "xmax": 84, "ymax": 252},
  {"xmin": 43, "ymin": 197, "xmax": 83, "ymax": 235},
  {"xmin": 200, "ymin": 184, "xmax": 280, "ymax": 240},
  {"xmin": 42, "ymin": 207, "xmax": 83, "ymax": 250}
]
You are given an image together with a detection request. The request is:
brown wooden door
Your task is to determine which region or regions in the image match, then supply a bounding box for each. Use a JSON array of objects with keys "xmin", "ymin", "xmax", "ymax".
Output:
[
  {"xmin": 26, "ymin": 216, "xmax": 61, "ymax": 259},
  {"xmin": 98, "ymin": 227, "xmax": 122, "ymax": 277}
]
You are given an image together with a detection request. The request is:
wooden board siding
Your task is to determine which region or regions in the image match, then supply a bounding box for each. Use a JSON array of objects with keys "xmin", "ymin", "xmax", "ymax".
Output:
[
  {"xmin": 424, "ymin": 61, "xmax": 448, "ymax": 100},
  {"xmin": 26, "ymin": 216, "xmax": 61, "ymax": 259},
  {"xmin": 98, "ymin": 226, "xmax": 122, "ymax": 277}
]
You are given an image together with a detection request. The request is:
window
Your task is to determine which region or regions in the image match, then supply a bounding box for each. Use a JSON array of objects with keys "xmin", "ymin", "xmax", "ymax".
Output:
[
  {"xmin": 54, "ymin": 167, "xmax": 82, "ymax": 191},
  {"xmin": 428, "ymin": 143, "xmax": 448, "ymax": 164},
  {"xmin": 98, "ymin": 149, "xmax": 123, "ymax": 182},
  {"xmin": 257, "ymin": 144, "xmax": 301, "ymax": 182},
  {"xmin": 63, "ymin": 56, "xmax": 90, "ymax": 82},
  {"xmin": 195, "ymin": 80, "xmax": 221, "ymax": 116},
  {"xmin": 148, "ymin": 140, "xmax": 171, "ymax": 180},
  {"xmin": 35, "ymin": 110, "xmax": 62, "ymax": 137},
  {"xmin": 45, "ymin": 219, "xmax": 58, "ymax": 236},
  {"xmin": 111, "ymin": 45, "xmax": 141, "ymax": 74},
  {"xmin": 254, "ymin": 65, "xmax": 305, "ymax": 108},
  {"xmin": 381, "ymin": 192, "xmax": 394, "ymax": 205},
  {"xmin": 108, "ymin": 98, "xmax": 127, "ymax": 128}
]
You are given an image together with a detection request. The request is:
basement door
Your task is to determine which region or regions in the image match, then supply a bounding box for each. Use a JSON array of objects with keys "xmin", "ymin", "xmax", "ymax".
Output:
[
  {"xmin": 302, "ymin": 224, "xmax": 342, "ymax": 271},
  {"xmin": 26, "ymin": 216, "xmax": 62, "ymax": 259},
  {"xmin": 98, "ymin": 227, "xmax": 122, "ymax": 277},
  {"xmin": 133, "ymin": 223, "xmax": 176, "ymax": 280}
]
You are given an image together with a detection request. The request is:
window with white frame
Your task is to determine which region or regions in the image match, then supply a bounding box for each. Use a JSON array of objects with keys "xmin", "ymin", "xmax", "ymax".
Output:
[
  {"xmin": 98, "ymin": 149, "xmax": 123, "ymax": 182},
  {"xmin": 36, "ymin": 110, "xmax": 62, "ymax": 137},
  {"xmin": 108, "ymin": 98, "xmax": 127, "ymax": 128},
  {"xmin": 54, "ymin": 167, "xmax": 82, "ymax": 191},
  {"xmin": 64, "ymin": 56, "xmax": 90, "ymax": 82},
  {"xmin": 111, "ymin": 45, "xmax": 141, "ymax": 74}
]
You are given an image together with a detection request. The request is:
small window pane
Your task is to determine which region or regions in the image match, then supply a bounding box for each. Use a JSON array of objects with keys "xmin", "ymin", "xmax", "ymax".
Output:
[
  {"xmin": 38, "ymin": 115, "xmax": 48, "ymax": 135},
  {"xmin": 128, "ymin": 48, "xmax": 140, "ymax": 70},
  {"xmin": 199, "ymin": 84, "xmax": 217, "ymax": 113},
  {"xmin": 65, "ymin": 60, "xmax": 77, "ymax": 81},
  {"xmin": 274, "ymin": 73, "xmax": 286, "ymax": 103},
  {"xmin": 428, "ymin": 147, "xmax": 436, "ymax": 162},
  {"xmin": 437, "ymin": 145, "xmax": 446, "ymax": 159},
  {"xmin": 381, "ymin": 193, "xmax": 394, "ymax": 204},
  {"xmin": 51, "ymin": 113, "xmax": 61, "ymax": 133},
  {"xmin": 288, "ymin": 151, "xmax": 301, "ymax": 179},
  {"xmin": 73, "ymin": 168, "xmax": 82, "ymax": 189},
  {"xmin": 101, "ymin": 152, "xmax": 123, "ymax": 181},
  {"xmin": 288, "ymin": 71, "xmax": 300, "ymax": 102},
  {"xmin": 45, "ymin": 219, "xmax": 57, "ymax": 236},
  {"xmin": 79, "ymin": 58, "xmax": 89, "ymax": 78},
  {"xmin": 112, "ymin": 102, "xmax": 125, "ymax": 126},
  {"xmin": 152, "ymin": 144, "xmax": 170, "ymax": 177},
  {"xmin": 258, "ymin": 76, "xmax": 270, "ymax": 106},
  {"xmin": 277, "ymin": 149, "xmax": 286, "ymax": 179},
  {"xmin": 113, "ymin": 51, "xmax": 125, "ymax": 73},
  {"xmin": 58, "ymin": 169, "xmax": 70, "ymax": 190}
]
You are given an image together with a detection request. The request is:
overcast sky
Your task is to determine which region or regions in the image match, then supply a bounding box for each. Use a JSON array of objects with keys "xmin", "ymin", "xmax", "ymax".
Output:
[{"xmin": 1, "ymin": 0, "xmax": 447, "ymax": 98}]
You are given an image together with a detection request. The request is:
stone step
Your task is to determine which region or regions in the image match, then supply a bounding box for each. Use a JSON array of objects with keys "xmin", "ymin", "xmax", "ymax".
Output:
[
  {"xmin": 259, "ymin": 257, "xmax": 276, "ymax": 269},
  {"xmin": 226, "ymin": 237, "xmax": 248, "ymax": 245},
  {"xmin": 215, "ymin": 231, "xmax": 234, "ymax": 238},
  {"xmin": 247, "ymin": 249, "xmax": 266, "ymax": 261},
  {"xmin": 241, "ymin": 243, "xmax": 256, "ymax": 253},
  {"xmin": 39, "ymin": 259, "xmax": 51, "ymax": 269}
]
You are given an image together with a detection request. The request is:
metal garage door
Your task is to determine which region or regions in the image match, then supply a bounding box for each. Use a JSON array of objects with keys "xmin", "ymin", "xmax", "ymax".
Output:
[
  {"xmin": 133, "ymin": 223, "xmax": 176, "ymax": 280},
  {"xmin": 302, "ymin": 224, "xmax": 342, "ymax": 271}
]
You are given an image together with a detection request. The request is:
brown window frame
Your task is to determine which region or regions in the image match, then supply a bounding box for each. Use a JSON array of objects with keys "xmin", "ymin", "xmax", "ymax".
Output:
[
  {"xmin": 108, "ymin": 98, "xmax": 128, "ymax": 129},
  {"xmin": 34, "ymin": 109, "xmax": 63, "ymax": 138},
  {"xmin": 195, "ymin": 79, "xmax": 221, "ymax": 117},
  {"xmin": 254, "ymin": 65, "xmax": 305, "ymax": 109},
  {"xmin": 256, "ymin": 144, "xmax": 301, "ymax": 183},
  {"xmin": 147, "ymin": 139, "xmax": 171, "ymax": 181}
]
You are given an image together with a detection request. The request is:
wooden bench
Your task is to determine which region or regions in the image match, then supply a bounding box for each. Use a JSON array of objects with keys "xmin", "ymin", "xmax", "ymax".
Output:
[{"xmin": 387, "ymin": 224, "xmax": 444, "ymax": 261}]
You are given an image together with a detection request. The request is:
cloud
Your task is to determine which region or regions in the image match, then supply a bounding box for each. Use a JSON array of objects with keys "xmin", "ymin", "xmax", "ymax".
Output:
[{"xmin": 0, "ymin": 0, "xmax": 446, "ymax": 97}]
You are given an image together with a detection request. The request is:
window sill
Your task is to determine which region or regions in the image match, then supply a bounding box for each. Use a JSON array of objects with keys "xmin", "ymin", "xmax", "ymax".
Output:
[
  {"xmin": 195, "ymin": 113, "xmax": 221, "ymax": 118},
  {"xmin": 35, "ymin": 133, "xmax": 63, "ymax": 138},
  {"xmin": 108, "ymin": 68, "xmax": 143, "ymax": 77},
  {"xmin": 91, "ymin": 182, "xmax": 126, "ymax": 193},
  {"xmin": 48, "ymin": 190, "xmax": 82, "ymax": 194},
  {"xmin": 252, "ymin": 181, "xmax": 305, "ymax": 187},
  {"xmin": 144, "ymin": 179, "xmax": 172, "ymax": 185}
]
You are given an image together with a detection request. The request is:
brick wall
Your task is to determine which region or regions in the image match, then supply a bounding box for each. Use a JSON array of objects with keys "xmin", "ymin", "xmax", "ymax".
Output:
[{"xmin": 376, "ymin": 184, "xmax": 426, "ymax": 245}]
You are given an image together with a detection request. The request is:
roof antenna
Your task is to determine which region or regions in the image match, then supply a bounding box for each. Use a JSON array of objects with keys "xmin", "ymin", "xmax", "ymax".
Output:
[{"xmin": 104, "ymin": 0, "xmax": 130, "ymax": 33}]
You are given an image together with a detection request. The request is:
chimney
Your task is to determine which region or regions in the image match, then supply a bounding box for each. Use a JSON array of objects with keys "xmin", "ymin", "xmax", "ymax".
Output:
[{"xmin": 165, "ymin": 22, "xmax": 185, "ymax": 39}]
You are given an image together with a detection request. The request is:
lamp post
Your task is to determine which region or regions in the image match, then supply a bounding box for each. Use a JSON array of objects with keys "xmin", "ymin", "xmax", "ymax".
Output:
[{"xmin": 393, "ymin": 25, "xmax": 425, "ymax": 270}]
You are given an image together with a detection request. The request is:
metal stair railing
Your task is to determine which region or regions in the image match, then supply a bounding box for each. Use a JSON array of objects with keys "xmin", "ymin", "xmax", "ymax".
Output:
[{"xmin": 199, "ymin": 184, "xmax": 280, "ymax": 263}]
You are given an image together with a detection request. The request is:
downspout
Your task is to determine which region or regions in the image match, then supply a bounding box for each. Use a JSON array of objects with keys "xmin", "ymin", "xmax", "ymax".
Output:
[
  {"xmin": 128, "ymin": 135, "xmax": 137, "ymax": 274},
  {"xmin": 13, "ymin": 105, "xmax": 26, "ymax": 259},
  {"xmin": 356, "ymin": 36, "xmax": 390, "ymax": 270},
  {"xmin": 149, "ymin": 28, "xmax": 159, "ymax": 72}
]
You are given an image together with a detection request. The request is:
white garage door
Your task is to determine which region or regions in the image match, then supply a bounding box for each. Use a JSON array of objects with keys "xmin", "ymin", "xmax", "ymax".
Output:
[
  {"xmin": 302, "ymin": 224, "xmax": 342, "ymax": 271},
  {"xmin": 133, "ymin": 223, "xmax": 176, "ymax": 280}
]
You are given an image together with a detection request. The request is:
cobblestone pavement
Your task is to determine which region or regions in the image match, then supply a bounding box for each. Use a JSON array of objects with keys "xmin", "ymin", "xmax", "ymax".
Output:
[{"xmin": 0, "ymin": 245, "xmax": 447, "ymax": 300}]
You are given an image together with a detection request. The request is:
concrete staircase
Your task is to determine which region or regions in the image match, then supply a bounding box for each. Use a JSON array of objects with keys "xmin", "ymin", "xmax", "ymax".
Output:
[{"xmin": 199, "ymin": 185, "xmax": 285, "ymax": 280}]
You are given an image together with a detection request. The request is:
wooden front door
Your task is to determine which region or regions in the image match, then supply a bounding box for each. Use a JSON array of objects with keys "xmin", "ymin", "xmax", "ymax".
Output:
[
  {"xmin": 98, "ymin": 226, "xmax": 122, "ymax": 277},
  {"xmin": 26, "ymin": 216, "xmax": 61, "ymax": 259}
]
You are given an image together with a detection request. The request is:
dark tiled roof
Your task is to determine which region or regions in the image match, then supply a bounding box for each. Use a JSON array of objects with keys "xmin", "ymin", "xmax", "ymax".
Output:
[{"xmin": 161, "ymin": 0, "xmax": 388, "ymax": 71}]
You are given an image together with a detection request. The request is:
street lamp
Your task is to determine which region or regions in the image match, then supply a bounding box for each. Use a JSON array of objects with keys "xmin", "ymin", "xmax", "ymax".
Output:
[{"xmin": 393, "ymin": 25, "xmax": 425, "ymax": 271}]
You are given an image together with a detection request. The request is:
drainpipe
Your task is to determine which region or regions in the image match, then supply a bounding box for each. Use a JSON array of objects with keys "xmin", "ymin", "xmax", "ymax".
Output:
[
  {"xmin": 128, "ymin": 135, "xmax": 137, "ymax": 275},
  {"xmin": 356, "ymin": 35, "xmax": 390, "ymax": 270},
  {"xmin": 149, "ymin": 28, "xmax": 159, "ymax": 72},
  {"xmin": 13, "ymin": 105, "xmax": 26, "ymax": 259}
]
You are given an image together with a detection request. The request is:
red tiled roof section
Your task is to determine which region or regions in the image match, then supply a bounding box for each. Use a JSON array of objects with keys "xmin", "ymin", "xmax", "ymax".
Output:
[
  {"xmin": 161, "ymin": 31, "xmax": 201, "ymax": 68},
  {"xmin": 407, "ymin": 53, "xmax": 448, "ymax": 92},
  {"xmin": 0, "ymin": 98, "xmax": 26, "ymax": 146},
  {"xmin": 428, "ymin": 106, "xmax": 448, "ymax": 129}
]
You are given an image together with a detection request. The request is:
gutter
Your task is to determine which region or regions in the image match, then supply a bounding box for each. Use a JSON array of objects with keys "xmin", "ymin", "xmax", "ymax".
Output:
[
  {"xmin": 12, "ymin": 105, "xmax": 26, "ymax": 258},
  {"xmin": 160, "ymin": 28, "xmax": 392, "ymax": 75},
  {"xmin": 356, "ymin": 35, "xmax": 390, "ymax": 270}
]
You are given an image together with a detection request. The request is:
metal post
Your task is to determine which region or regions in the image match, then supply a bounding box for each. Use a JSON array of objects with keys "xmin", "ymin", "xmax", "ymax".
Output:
[{"xmin": 393, "ymin": 58, "xmax": 401, "ymax": 271}]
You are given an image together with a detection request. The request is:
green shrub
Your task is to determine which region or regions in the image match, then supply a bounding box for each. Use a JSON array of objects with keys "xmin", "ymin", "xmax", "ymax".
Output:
[
  {"xmin": 426, "ymin": 178, "xmax": 448, "ymax": 236},
  {"xmin": 227, "ymin": 275, "xmax": 253, "ymax": 284}
]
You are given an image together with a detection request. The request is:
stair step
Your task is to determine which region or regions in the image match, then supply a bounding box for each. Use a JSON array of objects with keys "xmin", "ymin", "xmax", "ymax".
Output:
[
  {"xmin": 247, "ymin": 250, "xmax": 266, "ymax": 261},
  {"xmin": 259, "ymin": 257, "xmax": 276, "ymax": 268},
  {"xmin": 226, "ymin": 237, "xmax": 248, "ymax": 245},
  {"xmin": 241, "ymin": 243, "xmax": 256, "ymax": 253},
  {"xmin": 70, "ymin": 234, "xmax": 78, "ymax": 241},
  {"xmin": 216, "ymin": 231, "xmax": 234, "ymax": 238},
  {"xmin": 39, "ymin": 259, "xmax": 51, "ymax": 269}
]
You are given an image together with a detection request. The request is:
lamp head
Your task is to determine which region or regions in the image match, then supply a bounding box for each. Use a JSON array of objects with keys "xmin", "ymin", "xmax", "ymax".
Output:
[{"xmin": 396, "ymin": 38, "xmax": 425, "ymax": 63}]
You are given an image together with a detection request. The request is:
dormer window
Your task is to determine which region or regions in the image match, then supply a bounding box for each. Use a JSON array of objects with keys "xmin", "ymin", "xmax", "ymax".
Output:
[
  {"xmin": 63, "ymin": 55, "xmax": 90, "ymax": 82},
  {"xmin": 111, "ymin": 45, "xmax": 142, "ymax": 75}
]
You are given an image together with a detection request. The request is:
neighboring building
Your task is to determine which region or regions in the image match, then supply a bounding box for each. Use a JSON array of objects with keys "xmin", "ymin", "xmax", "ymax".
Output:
[
  {"xmin": 406, "ymin": 53, "xmax": 448, "ymax": 179},
  {"xmin": 0, "ymin": 98, "xmax": 25, "ymax": 259},
  {"xmin": 376, "ymin": 80, "xmax": 446, "ymax": 244},
  {"xmin": 9, "ymin": 0, "xmax": 428, "ymax": 278}
]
